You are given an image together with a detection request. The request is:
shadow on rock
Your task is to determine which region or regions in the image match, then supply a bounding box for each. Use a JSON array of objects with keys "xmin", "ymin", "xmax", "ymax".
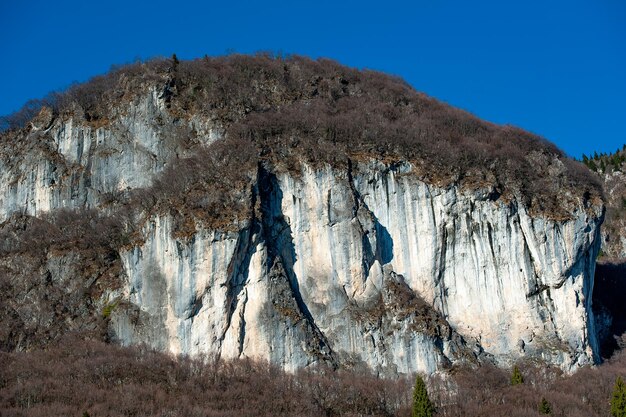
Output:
[{"xmin": 594, "ymin": 260, "xmax": 626, "ymax": 359}]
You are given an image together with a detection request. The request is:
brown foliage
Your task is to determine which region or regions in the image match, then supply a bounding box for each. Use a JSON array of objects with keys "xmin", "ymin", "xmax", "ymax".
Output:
[
  {"xmin": 130, "ymin": 134, "xmax": 258, "ymax": 233},
  {"xmin": 1, "ymin": 59, "xmax": 168, "ymax": 131},
  {"xmin": 429, "ymin": 354, "xmax": 626, "ymax": 416},
  {"xmin": 0, "ymin": 336, "xmax": 412, "ymax": 417},
  {"xmin": 587, "ymin": 145, "xmax": 626, "ymax": 260},
  {"xmin": 168, "ymin": 54, "xmax": 601, "ymax": 214},
  {"xmin": 0, "ymin": 212, "xmax": 126, "ymax": 351},
  {"xmin": 0, "ymin": 53, "xmax": 601, "ymax": 218},
  {"xmin": 0, "ymin": 210, "xmax": 130, "ymax": 256},
  {"xmin": 3, "ymin": 336, "xmax": 626, "ymax": 416}
]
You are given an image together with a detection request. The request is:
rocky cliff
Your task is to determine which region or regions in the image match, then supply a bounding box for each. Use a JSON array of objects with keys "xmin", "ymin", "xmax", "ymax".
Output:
[{"xmin": 0, "ymin": 55, "xmax": 604, "ymax": 375}]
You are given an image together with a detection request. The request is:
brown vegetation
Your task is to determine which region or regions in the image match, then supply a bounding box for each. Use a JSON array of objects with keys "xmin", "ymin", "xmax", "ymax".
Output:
[
  {"xmin": 0, "ymin": 210, "xmax": 130, "ymax": 256},
  {"xmin": 581, "ymin": 145, "xmax": 626, "ymax": 360},
  {"xmin": 0, "ymin": 212, "xmax": 126, "ymax": 351},
  {"xmin": 129, "ymin": 137, "xmax": 258, "ymax": 234},
  {"xmin": 430, "ymin": 352, "xmax": 626, "ymax": 417},
  {"xmin": 0, "ymin": 336, "xmax": 412, "ymax": 417},
  {"xmin": 0, "ymin": 60, "xmax": 167, "ymax": 132},
  {"xmin": 0, "ymin": 53, "xmax": 602, "ymax": 219},
  {"xmin": 0, "ymin": 54, "xmax": 620, "ymax": 417},
  {"xmin": 2, "ymin": 335, "xmax": 626, "ymax": 416}
]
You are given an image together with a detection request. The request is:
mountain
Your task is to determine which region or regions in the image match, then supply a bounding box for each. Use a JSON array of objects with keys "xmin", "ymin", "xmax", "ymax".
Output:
[{"xmin": 0, "ymin": 54, "xmax": 604, "ymax": 375}]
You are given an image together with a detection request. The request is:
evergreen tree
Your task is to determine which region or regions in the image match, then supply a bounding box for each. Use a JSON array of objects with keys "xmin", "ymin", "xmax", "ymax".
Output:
[
  {"xmin": 611, "ymin": 376, "xmax": 626, "ymax": 417},
  {"xmin": 538, "ymin": 397, "xmax": 552, "ymax": 414},
  {"xmin": 412, "ymin": 374, "xmax": 434, "ymax": 417},
  {"xmin": 511, "ymin": 365, "xmax": 524, "ymax": 385},
  {"xmin": 170, "ymin": 53, "xmax": 180, "ymax": 74}
]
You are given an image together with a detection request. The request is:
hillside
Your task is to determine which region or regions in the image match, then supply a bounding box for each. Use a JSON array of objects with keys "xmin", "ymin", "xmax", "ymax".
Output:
[
  {"xmin": 1, "ymin": 54, "xmax": 602, "ymax": 218},
  {"xmin": 0, "ymin": 54, "xmax": 605, "ymax": 376},
  {"xmin": 579, "ymin": 147, "xmax": 626, "ymax": 358},
  {"xmin": 582, "ymin": 147, "xmax": 626, "ymax": 259}
]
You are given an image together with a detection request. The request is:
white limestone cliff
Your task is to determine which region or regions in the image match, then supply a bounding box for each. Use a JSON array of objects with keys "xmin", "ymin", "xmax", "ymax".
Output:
[
  {"xmin": 110, "ymin": 161, "xmax": 601, "ymax": 374},
  {"xmin": 0, "ymin": 90, "xmax": 603, "ymax": 375},
  {"xmin": 0, "ymin": 88, "xmax": 219, "ymax": 222}
]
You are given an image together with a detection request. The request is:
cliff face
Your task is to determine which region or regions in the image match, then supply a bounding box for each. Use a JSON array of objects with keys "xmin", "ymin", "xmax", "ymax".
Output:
[
  {"xmin": 0, "ymin": 56, "xmax": 604, "ymax": 375},
  {"xmin": 106, "ymin": 158, "xmax": 601, "ymax": 374},
  {"xmin": 0, "ymin": 89, "xmax": 181, "ymax": 221}
]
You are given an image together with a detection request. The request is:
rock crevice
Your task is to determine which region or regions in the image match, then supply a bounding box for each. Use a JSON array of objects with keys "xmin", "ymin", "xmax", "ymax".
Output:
[{"xmin": 103, "ymin": 160, "xmax": 602, "ymax": 374}]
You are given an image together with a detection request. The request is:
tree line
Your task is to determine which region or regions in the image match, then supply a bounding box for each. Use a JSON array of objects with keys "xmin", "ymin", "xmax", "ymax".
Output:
[{"xmin": 581, "ymin": 145, "xmax": 626, "ymax": 174}]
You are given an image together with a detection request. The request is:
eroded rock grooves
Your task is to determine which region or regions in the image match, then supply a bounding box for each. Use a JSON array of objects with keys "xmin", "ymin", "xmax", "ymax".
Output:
[{"xmin": 0, "ymin": 55, "xmax": 604, "ymax": 375}]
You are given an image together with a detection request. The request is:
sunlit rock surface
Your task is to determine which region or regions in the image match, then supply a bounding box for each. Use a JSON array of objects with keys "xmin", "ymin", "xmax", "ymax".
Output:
[
  {"xmin": 0, "ymin": 89, "xmax": 602, "ymax": 375},
  {"xmin": 111, "ymin": 160, "xmax": 601, "ymax": 374}
]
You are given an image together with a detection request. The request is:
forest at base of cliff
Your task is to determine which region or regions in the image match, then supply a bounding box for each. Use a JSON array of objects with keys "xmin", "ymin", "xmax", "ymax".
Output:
[{"xmin": 1, "ymin": 334, "xmax": 626, "ymax": 417}]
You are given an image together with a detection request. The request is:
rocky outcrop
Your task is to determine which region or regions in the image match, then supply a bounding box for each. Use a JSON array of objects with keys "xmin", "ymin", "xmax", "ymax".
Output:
[
  {"xmin": 0, "ymin": 59, "xmax": 604, "ymax": 375},
  {"xmin": 107, "ymin": 158, "xmax": 601, "ymax": 374},
  {"xmin": 0, "ymin": 88, "xmax": 213, "ymax": 222}
]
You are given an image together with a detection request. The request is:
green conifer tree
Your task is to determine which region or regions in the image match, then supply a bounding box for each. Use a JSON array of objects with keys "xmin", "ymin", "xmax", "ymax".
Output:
[
  {"xmin": 582, "ymin": 154, "xmax": 590, "ymax": 168},
  {"xmin": 171, "ymin": 53, "xmax": 180, "ymax": 74},
  {"xmin": 611, "ymin": 376, "xmax": 626, "ymax": 417},
  {"xmin": 511, "ymin": 365, "xmax": 524, "ymax": 385},
  {"xmin": 538, "ymin": 397, "xmax": 552, "ymax": 414},
  {"xmin": 412, "ymin": 374, "xmax": 434, "ymax": 417}
]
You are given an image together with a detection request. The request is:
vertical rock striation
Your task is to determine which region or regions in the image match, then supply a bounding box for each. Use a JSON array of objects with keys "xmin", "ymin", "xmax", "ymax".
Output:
[
  {"xmin": 0, "ymin": 64, "xmax": 604, "ymax": 375},
  {"xmin": 0, "ymin": 88, "xmax": 215, "ymax": 221},
  {"xmin": 109, "ymin": 159, "xmax": 601, "ymax": 374}
]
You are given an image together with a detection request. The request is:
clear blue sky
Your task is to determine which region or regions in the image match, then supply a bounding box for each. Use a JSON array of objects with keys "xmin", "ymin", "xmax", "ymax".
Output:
[{"xmin": 1, "ymin": 0, "xmax": 624, "ymax": 158}]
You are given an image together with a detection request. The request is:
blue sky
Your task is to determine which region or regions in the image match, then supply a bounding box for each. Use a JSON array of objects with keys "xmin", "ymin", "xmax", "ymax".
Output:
[{"xmin": 1, "ymin": 0, "xmax": 624, "ymax": 158}]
